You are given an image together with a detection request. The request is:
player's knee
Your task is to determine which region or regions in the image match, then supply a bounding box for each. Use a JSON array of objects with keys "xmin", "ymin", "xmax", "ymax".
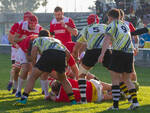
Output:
[{"xmin": 78, "ymin": 64, "xmax": 88, "ymax": 77}]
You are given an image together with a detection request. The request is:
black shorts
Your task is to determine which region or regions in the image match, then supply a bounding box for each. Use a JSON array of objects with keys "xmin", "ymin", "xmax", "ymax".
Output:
[
  {"xmin": 82, "ymin": 49, "xmax": 101, "ymax": 67},
  {"xmin": 109, "ymin": 50, "xmax": 133, "ymax": 73},
  {"xmin": 35, "ymin": 49, "xmax": 66, "ymax": 73},
  {"xmin": 102, "ymin": 49, "xmax": 111, "ymax": 69},
  {"xmin": 12, "ymin": 60, "xmax": 15, "ymax": 64}
]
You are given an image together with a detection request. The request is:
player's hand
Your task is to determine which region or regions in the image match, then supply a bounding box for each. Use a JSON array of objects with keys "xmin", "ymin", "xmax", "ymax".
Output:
[
  {"xmin": 98, "ymin": 54, "xmax": 104, "ymax": 63},
  {"xmin": 134, "ymin": 48, "xmax": 138, "ymax": 56},
  {"xmin": 60, "ymin": 21, "xmax": 67, "ymax": 28}
]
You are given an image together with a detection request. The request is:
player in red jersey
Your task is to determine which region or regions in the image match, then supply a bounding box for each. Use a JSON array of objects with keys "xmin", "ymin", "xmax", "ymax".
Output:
[
  {"xmin": 48, "ymin": 78, "xmax": 112, "ymax": 103},
  {"xmin": 50, "ymin": 6, "xmax": 78, "ymax": 45},
  {"xmin": 7, "ymin": 11, "xmax": 33, "ymax": 93},
  {"xmin": 14, "ymin": 15, "xmax": 43, "ymax": 97}
]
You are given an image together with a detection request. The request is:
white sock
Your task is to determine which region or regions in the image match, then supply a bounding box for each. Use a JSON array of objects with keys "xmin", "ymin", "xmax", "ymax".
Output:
[
  {"xmin": 9, "ymin": 71, "xmax": 14, "ymax": 83},
  {"xmin": 14, "ymin": 80, "xmax": 18, "ymax": 89},
  {"xmin": 17, "ymin": 77, "xmax": 25, "ymax": 93},
  {"xmin": 40, "ymin": 80, "xmax": 49, "ymax": 96}
]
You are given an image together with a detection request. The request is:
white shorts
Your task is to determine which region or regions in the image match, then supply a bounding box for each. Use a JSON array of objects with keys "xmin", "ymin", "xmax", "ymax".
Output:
[
  {"xmin": 90, "ymin": 79, "xmax": 103, "ymax": 102},
  {"xmin": 15, "ymin": 48, "xmax": 28, "ymax": 67},
  {"xmin": 11, "ymin": 47, "xmax": 18, "ymax": 61}
]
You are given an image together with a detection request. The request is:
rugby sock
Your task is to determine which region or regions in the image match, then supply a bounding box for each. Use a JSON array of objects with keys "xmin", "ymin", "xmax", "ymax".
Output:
[
  {"xmin": 67, "ymin": 93, "xmax": 76, "ymax": 104},
  {"xmin": 40, "ymin": 80, "xmax": 49, "ymax": 96},
  {"xmin": 120, "ymin": 82, "xmax": 131, "ymax": 101},
  {"xmin": 129, "ymin": 89, "xmax": 138, "ymax": 104},
  {"xmin": 78, "ymin": 78, "xmax": 87, "ymax": 103},
  {"xmin": 14, "ymin": 80, "xmax": 18, "ymax": 89},
  {"xmin": 112, "ymin": 85, "xmax": 120, "ymax": 108},
  {"xmin": 9, "ymin": 72, "xmax": 14, "ymax": 83},
  {"xmin": 17, "ymin": 77, "xmax": 25, "ymax": 92}
]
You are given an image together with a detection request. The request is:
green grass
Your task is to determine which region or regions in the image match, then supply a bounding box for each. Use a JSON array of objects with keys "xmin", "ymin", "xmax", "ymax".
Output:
[{"xmin": 0, "ymin": 54, "xmax": 150, "ymax": 113}]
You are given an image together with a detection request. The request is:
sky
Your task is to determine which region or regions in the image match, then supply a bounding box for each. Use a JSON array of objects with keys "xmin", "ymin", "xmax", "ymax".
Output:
[{"xmin": 36, "ymin": 0, "xmax": 95, "ymax": 13}]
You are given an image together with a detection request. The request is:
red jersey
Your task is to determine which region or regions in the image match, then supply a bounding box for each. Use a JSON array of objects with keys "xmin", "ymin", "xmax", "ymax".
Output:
[
  {"xmin": 17, "ymin": 21, "xmax": 42, "ymax": 48},
  {"xmin": 19, "ymin": 35, "xmax": 38, "ymax": 53},
  {"xmin": 68, "ymin": 55, "xmax": 75, "ymax": 67},
  {"xmin": 50, "ymin": 16, "xmax": 76, "ymax": 45},
  {"xmin": 65, "ymin": 42, "xmax": 76, "ymax": 53},
  {"xmin": 55, "ymin": 78, "xmax": 93, "ymax": 102},
  {"xmin": 9, "ymin": 21, "xmax": 22, "ymax": 48}
]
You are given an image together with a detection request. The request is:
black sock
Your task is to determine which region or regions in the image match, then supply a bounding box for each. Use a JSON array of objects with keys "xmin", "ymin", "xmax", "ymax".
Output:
[
  {"xmin": 112, "ymin": 85, "xmax": 120, "ymax": 108},
  {"xmin": 78, "ymin": 78, "xmax": 87, "ymax": 102}
]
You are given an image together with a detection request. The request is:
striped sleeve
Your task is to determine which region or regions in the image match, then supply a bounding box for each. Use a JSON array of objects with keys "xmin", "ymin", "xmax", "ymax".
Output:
[{"xmin": 77, "ymin": 27, "xmax": 87, "ymax": 42}]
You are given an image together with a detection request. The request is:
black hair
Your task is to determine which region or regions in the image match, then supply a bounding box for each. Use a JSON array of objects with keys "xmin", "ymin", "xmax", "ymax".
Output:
[
  {"xmin": 54, "ymin": 6, "xmax": 63, "ymax": 12},
  {"xmin": 108, "ymin": 8, "xmax": 120, "ymax": 19},
  {"xmin": 38, "ymin": 29, "xmax": 50, "ymax": 37}
]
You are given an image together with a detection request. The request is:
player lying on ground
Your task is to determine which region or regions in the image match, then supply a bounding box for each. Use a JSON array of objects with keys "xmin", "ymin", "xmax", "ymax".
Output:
[{"xmin": 48, "ymin": 78, "xmax": 112, "ymax": 103}]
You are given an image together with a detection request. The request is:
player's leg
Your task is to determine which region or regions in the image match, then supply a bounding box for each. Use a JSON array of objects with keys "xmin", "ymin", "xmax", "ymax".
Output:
[
  {"xmin": 16, "ymin": 63, "xmax": 30, "ymax": 97},
  {"xmin": 40, "ymin": 73, "xmax": 49, "ymax": 99},
  {"xmin": 78, "ymin": 49, "xmax": 101, "ymax": 103},
  {"xmin": 15, "ymin": 48, "xmax": 30, "ymax": 97},
  {"xmin": 15, "ymin": 67, "xmax": 43, "ymax": 105},
  {"xmin": 122, "ymin": 53, "xmax": 139, "ymax": 110},
  {"xmin": 7, "ymin": 47, "xmax": 17, "ymax": 91}
]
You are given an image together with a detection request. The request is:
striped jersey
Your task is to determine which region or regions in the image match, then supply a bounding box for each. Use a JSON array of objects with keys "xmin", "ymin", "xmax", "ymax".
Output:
[
  {"xmin": 106, "ymin": 20, "xmax": 134, "ymax": 53},
  {"xmin": 33, "ymin": 37, "xmax": 66, "ymax": 54},
  {"xmin": 77, "ymin": 24, "xmax": 107, "ymax": 50}
]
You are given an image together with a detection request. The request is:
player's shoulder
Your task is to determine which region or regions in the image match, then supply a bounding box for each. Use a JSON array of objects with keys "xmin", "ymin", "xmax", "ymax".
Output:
[
  {"xmin": 51, "ymin": 18, "xmax": 57, "ymax": 24},
  {"xmin": 63, "ymin": 16, "xmax": 70, "ymax": 23},
  {"xmin": 21, "ymin": 21, "xmax": 28, "ymax": 30}
]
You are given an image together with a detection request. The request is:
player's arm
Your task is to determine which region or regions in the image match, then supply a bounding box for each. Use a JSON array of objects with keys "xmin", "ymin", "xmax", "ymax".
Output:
[
  {"xmin": 68, "ymin": 55, "xmax": 79, "ymax": 80},
  {"xmin": 26, "ymin": 40, "xmax": 33, "ymax": 62},
  {"xmin": 72, "ymin": 42, "xmax": 83, "ymax": 61},
  {"xmin": 72, "ymin": 29, "xmax": 87, "ymax": 60},
  {"xmin": 31, "ymin": 46, "xmax": 39, "ymax": 66},
  {"xmin": 131, "ymin": 27, "xmax": 149, "ymax": 36},
  {"xmin": 8, "ymin": 33, "xmax": 17, "ymax": 46},
  {"xmin": 61, "ymin": 19, "xmax": 78, "ymax": 36},
  {"xmin": 64, "ymin": 24, "xmax": 78, "ymax": 36},
  {"xmin": 98, "ymin": 34, "xmax": 112, "ymax": 63},
  {"xmin": 70, "ymin": 64, "xmax": 79, "ymax": 80},
  {"xmin": 14, "ymin": 33, "xmax": 26, "ymax": 42}
]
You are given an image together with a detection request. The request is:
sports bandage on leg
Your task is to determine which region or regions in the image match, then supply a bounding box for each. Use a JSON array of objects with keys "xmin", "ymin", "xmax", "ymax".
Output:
[{"xmin": 78, "ymin": 64, "xmax": 88, "ymax": 76}]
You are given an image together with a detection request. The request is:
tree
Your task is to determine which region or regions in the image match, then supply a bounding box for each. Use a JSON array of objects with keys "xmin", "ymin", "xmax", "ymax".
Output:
[{"xmin": 0, "ymin": 0, "xmax": 48, "ymax": 13}]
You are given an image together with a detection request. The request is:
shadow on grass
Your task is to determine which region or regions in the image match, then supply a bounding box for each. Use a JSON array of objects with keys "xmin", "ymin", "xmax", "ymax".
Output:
[
  {"xmin": 0, "ymin": 97, "xmax": 68, "ymax": 112},
  {"xmin": 95, "ymin": 104, "xmax": 150, "ymax": 113}
]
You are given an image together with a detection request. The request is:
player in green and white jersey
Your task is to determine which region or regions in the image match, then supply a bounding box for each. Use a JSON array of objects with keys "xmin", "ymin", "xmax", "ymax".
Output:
[
  {"xmin": 73, "ymin": 14, "xmax": 110, "ymax": 103},
  {"xmin": 15, "ymin": 30, "xmax": 77, "ymax": 105},
  {"xmin": 99, "ymin": 8, "xmax": 139, "ymax": 110}
]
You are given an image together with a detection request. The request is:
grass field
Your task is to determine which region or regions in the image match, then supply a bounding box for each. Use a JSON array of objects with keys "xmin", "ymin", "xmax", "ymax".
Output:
[{"xmin": 0, "ymin": 54, "xmax": 150, "ymax": 113}]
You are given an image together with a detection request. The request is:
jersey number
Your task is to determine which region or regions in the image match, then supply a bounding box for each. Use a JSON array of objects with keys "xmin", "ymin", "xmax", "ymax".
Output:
[
  {"xmin": 93, "ymin": 27, "xmax": 100, "ymax": 32},
  {"xmin": 121, "ymin": 26, "xmax": 127, "ymax": 33}
]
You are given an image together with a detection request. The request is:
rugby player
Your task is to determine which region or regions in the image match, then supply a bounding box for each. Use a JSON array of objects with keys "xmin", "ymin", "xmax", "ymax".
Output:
[{"xmin": 99, "ymin": 8, "xmax": 139, "ymax": 110}]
